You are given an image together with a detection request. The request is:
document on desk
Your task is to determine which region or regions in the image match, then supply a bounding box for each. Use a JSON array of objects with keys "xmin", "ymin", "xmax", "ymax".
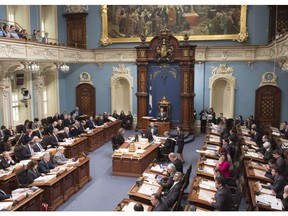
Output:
[
  {"xmin": 34, "ymin": 174, "xmax": 57, "ymax": 182},
  {"xmin": 253, "ymin": 169, "xmax": 266, "ymax": 178},
  {"xmin": 256, "ymin": 194, "xmax": 283, "ymax": 210},
  {"xmin": 135, "ymin": 149, "xmax": 146, "ymax": 154},
  {"xmin": 205, "ymin": 144, "xmax": 219, "ymax": 151},
  {"xmin": 0, "ymin": 170, "xmax": 12, "ymax": 178},
  {"xmin": 31, "ymin": 152, "xmax": 45, "ymax": 159},
  {"xmin": 203, "ymin": 166, "xmax": 215, "ymax": 174},
  {"xmin": 0, "ymin": 201, "xmax": 13, "ymax": 210},
  {"xmin": 19, "ymin": 159, "xmax": 31, "ymax": 166},
  {"xmin": 138, "ymin": 183, "xmax": 159, "ymax": 196},
  {"xmin": 200, "ymin": 180, "xmax": 216, "ymax": 191},
  {"xmin": 122, "ymin": 201, "xmax": 149, "ymax": 212},
  {"xmin": 150, "ymin": 165, "xmax": 164, "ymax": 173},
  {"xmin": 260, "ymin": 187, "xmax": 273, "ymax": 195},
  {"xmin": 198, "ymin": 189, "xmax": 215, "ymax": 202},
  {"xmin": 204, "ymin": 158, "xmax": 217, "ymax": 166}
]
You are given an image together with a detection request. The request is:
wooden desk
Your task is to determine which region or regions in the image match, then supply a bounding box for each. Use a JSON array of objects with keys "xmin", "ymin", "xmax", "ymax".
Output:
[
  {"xmin": 75, "ymin": 157, "xmax": 91, "ymax": 191},
  {"xmin": 195, "ymin": 159, "xmax": 215, "ymax": 179},
  {"xmin": 184, "ymin": 204, "xmax": 210, "ymax": 211},
  {"xmin": 241, "ymin": 146, "xmax": 266, "ymax": 163},
  {"xmin": 243, "ymin": 161, "xmax": 273, "ymax": 183},
  {"xmin": 10, "ymin": 189, "xmax": 44, "ymax": 211},
  {"xmin": 114, "ymin": 198, "xmax": 153, "ymax": 211},
  {"xmin": 127, "ymin": 181, "xmax": 162, "ymax": 205},
  {"xmin": 0, "ymin": 172, "xmax": 18, "ymax": 194},
  {"xmin": 59, "ymin": 137, "xmax": 88, "ymax": 159},
  {"xmin": 154, "ymin": 122, "xmax": 170, "ymax": 137},
  {"xmin": 112, "ymin": 143, "xmax": 159, "ymax": 177},
  {"xmin": 141, "ymin": 116, "xmax": 153, "ymax": 131},
  {"xmin": 82, "ymin": 128, "xmax": 104, "ymax": 152},
  {"xmin": 30, "ymin": 166, "xmax": 77, "ymax": 211},
  {"xmin": 103, "ymin": 120, "xmax": 122, "ymax": 143},
  {"xmin": 205, "ymin": 134, "xmax": 221, "ymax": 146},
  {"xmin": 247, "ymin": 180, "xmax": 283, "ymax": 211},
  {"xmin": 196, "ymin": 148, "xmax": 220, "ymax": 160},
  {"xmin": 187, "ymin": 176, "xmax": 215, "ymax": 210}
]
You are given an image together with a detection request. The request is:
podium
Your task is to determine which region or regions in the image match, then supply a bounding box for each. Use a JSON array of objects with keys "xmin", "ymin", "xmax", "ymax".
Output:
[{"xmin": 141, "ymin": 116, "xmax": 170, "ymax": 137}]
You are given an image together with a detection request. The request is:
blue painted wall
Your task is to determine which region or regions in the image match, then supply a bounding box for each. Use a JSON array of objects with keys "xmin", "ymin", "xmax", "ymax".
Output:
[
  {"xmin": 57, "ymin": 5, "xmax": 67, "ymax": 45},
  {"xmin": 193, "ymin": 61, "xmax": 288, "ymax": 121},
  {"xmin": 58, "ymin": 63, "xmax": 137, "ymax": 116},
  {"xmin": 30, "ymin": 5, "xmax": 40, "ymax": 33},
  {"xmin": 0, "ymin": 5, "xmax": 6, "ymax": 20}
]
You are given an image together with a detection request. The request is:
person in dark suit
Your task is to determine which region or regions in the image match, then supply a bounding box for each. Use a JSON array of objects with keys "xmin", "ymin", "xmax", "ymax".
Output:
[
  {"xmin": 147, "ymin": 122, "xmax": 158, "ymax": 142},
  {"xmin": 157, "ymin": 107, "xmax": 167, "ymax": 122},
  {"xmin": 0, "ymin": 151, "xmax": 16, "ymax": 168},
  {"xmin": 159, "ymin": 131, "xmax": 175, "ymax": 155},
  {"xmin": 268, "ymin": 167, "xmax": 287, "ymax": 199},
  {"xmin": 56, "ymin": 119, "xmax": 64, "ymax": 131},
  {"xmin": 175, "ymin": 125, "xmax": 185, "ymax": 163},
  {"xmin": 112, "ymin": 110, "xmax": 119, "ymax": 120},
  {"xmin": 38, "ymin": 153, "xmax": 56, "ymax": 174},
  {"xmin": 199, "ymin": 108, "xmax": 208, "ymax": 133},
  {"xmin": 151, "ymin": 193, "xmax": 169, "ymax": 211},
  {"xmin": 33, "ymin": 126, "xmax": 44, "ymax": 139},
  {"xmin": 86, "ymin": 116, "xmax": 97, "ymax": 129},
  {"xmin": 250, "ymin": 128, "xmax": 262, "ymax": 147},
  {"xmin": 119, "ymin": 110, "xmax": 127, "ymax": 128},
  {"xmin": 70, "ymin": 107, "xmax": 82, "ymax": 118},
  {"xmin": 156, "ymin": 163, "xmax": 176, "ymax": 191},
  {"xmin": 126, "ymin": 111, "xmax": 133, "ymax": 129},
  {"xmin": 209, "ymin": 176, "xmax": 232, "ymax": 211},
  {"xmin": 21, "ymin": 129, "xmax": 33, "ymax": 145},
  {"xmin": 23, "ymin": 142, "xmax": 36, "ymax": 159},
  {"xmin": 272, "ymin": 150, "xmax": 286, "ymax": 175},
  {"xmin": 96, "ymin": 115, "xmax": 105, "ymax": 126},
  {"xmin": 48, "ymin": 121, "xmax": 58, "ymax": 135},
  {"xmin": 163, "ymin": 171, "xmax": 183, "ymax": 208},
  {"xmin": 63, "ymin": 114, "xmax": 72, "ymax": 127},
  {"xmin": 0, "ymin": 189, "xmax": 11, "ymax": 201},
  {"xmin": 78, "ymin": 120, "xmax": 86, "ymax": 134},
  {"xmin": 112, "ymin": 128, "xmax": 126, "ymax": 150},
  {"xmin": 13, "ymin": 143, "xmax": 26, "ymax": 162},
  {"xmin": 168, "ymin": 152, "xmax": 183, "ymax": 173},
  {"xmin": 32, "ymin": 136, "xmax": 45, "ymax": 152},
  {"xmin": 27, "ymin": 160, "xmax": 41, "ymax": 184},
  {"xmin": 60, "ymin": 127, "xmax": 72, "ymax": 141},
  {"xmin": 282, "ymin": 185, "xmax": 288, "ymax": 211}
]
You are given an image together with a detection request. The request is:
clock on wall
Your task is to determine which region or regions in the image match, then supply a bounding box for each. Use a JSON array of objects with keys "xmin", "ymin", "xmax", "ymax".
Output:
[
  {"xmin": 79, "ymin": 72, "xmax": 92, "ymax": 84},
  {"xmin": 260, "ymin": 72, "xmax": 278, "ymax": 86}
]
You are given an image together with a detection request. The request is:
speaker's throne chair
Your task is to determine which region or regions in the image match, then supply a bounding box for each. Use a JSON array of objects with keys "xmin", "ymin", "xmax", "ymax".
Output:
[{"xmin": 158, "ymin": 96, "xmax": 171, "ymax": 121}]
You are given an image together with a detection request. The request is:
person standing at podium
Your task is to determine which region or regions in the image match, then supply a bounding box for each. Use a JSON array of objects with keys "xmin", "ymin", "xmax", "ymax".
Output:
[
  {"xmin": 148, "ymin": 122, "xmax": 158, "ymax": 142},
  {"xmin": 157, "ymin": 107, "xmax": 167, "ymax": 122}
]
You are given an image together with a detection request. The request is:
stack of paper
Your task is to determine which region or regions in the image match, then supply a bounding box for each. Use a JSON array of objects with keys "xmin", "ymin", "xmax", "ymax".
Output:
[
  {"xmin": 34, "ymin": 174, "xmax": 57, "ymax": 182},
  {"xmin": 200, "ymin": 179, "xmax": 217, "ymax": 191},
  {"xmin": 150, "ymin": 165, "xmax": 164, "ymax": 173},
  {"xmin": 203, "ymin": 166, "xmax": 215, "ymax": 174},
  {"xmin": 135, "ymin": 149, "xmax": 145, "ymax": 154},
  {"xmin": 19, "ymin": 160, "xmax": 31, "ymax": 166},
  {"xmin": 206, "ymin": 144, "xmax": 219, "ymax": 151},
  {"xmin": 254, "ymin": 169, "xmax": 266, "ymax": 177},
  {"xmin": 0, "ymin": 170, "xmax": 12, "ymax": 178},
  {"xmin": 204, "ymin": 159, "xmax": 217, "ymax": 166},
  {"xmin": 0, "ymin": 202, "xmax": 13, "ymax": 210},
  {"xmin": 138, "ymin": 183, "xmax": 159, "ymax": 196},
  {"xmin": 198, "ymin": 189, "xmax": 215, "ymax": 202},
  {"xmin": 256, "ymin": 194, "xmax": 283, "ymax": 210}
]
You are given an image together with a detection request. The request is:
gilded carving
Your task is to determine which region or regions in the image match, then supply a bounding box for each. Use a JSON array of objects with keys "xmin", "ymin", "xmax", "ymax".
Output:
[
  {"xmin": 154, "ymin": 27, "xmax": 174, "ymax": 62},
  {"xmin": 183, "ymin": 73, "xmax": 188, "ymax": 93},
  {"xmin": 183, "ymin": 49, "xmax": 189, "ymax": 57}
]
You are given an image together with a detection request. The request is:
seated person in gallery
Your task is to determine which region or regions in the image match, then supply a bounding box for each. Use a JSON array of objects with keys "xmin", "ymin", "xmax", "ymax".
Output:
[
  {"xmin": 157, "ymin": 107, "xmax": 167, "ymax": 122},
  {"xmin": 147, "ymin": 122, "xmax": 158, "ymax": 142},
  {"xmin": 112, "ymin": 110, "xmax": 119, "ymax": 119},
  {"xmin": 70, "ymin": 106, "xmax": 82, "ymax": 119},
  {"xmin": 125, "ymin": 111, "xmax": 133, "ymax": 129}
]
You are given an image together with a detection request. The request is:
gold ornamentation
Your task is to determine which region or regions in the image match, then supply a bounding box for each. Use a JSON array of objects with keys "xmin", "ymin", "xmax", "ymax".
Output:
[
  {"xmin": 155, "ymin": 28, "xmax": 174, "ymax": 62},
  {"xmin": 183, "ymin": 49, "xmax": 189, "ymax": 57},
  {"xmin": 159, "ymin": 96, "xmax": 170, "ymax": 105}
]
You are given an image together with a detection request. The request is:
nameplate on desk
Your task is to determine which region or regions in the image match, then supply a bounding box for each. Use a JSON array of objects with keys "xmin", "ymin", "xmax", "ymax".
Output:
[{"xmin": 34, "ymin": 174, "xmax": 57, "ymax": 182}]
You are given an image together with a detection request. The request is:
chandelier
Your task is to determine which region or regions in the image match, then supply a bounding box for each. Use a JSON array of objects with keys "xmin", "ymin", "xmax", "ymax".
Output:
[
  {"xmin": 27, "ymin": 62, "xmax": 40, "ymax": 73},
  {"xmin": 60, "ymin": 63, "xmax": 70, "ymax": 73}
]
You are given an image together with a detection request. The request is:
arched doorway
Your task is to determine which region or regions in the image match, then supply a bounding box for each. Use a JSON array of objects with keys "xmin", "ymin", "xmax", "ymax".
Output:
[{"xmin": 209, "ymin": 64, "xmax": 236, "ymax": 119}]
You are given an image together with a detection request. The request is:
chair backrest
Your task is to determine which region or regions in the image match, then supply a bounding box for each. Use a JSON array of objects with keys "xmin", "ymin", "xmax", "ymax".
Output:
[
  {"xmin": 183, "ymin": 163, "xmax": 192, "ymax": 190},
  {"xmin": 46, "ymin": 116, "xmax": 53, "ymax": 125},
  {"xmin": 14, "ymin": 167, "xmax": 29, "ymax": 187},
  {"xmin": 41, "ymin": 118, "xmax": 48, "ymax": 126},
  {"xmin": 16, "ymin": 124, "xmax": 24, "ymax": 133}
]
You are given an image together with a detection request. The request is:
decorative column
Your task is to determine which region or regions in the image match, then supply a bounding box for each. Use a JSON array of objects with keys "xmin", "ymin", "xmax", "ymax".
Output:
[
  {"xmin": 0, "ymin": 77, "xmax": 12, "ymax": 126},
  {"xmin": 33, "ymin": 74, "xmax": 45, "ymax": 119}
]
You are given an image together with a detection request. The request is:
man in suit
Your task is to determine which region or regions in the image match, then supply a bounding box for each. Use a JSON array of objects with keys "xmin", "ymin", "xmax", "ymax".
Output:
[
  {"xmin": 60, "ymin": 127, "xmax": 72, "ymax": 141},
  {"xmin": 250, "ymin": 128, "xmax": 262, "ymax": 147},
  {"xmin": 272, "ymin": 150, "xmax": 286, "ymax": 175},
  {"xmin": 157, "ymin": 107, "xmax": 167, "ymax": 122},
  {"xmin": 56, "ymin": 119, "xmax": 65, "ymax": 131},
  {"xmin": 32, "ymin": 136, "xmax": 45, "ymax": 152},
  {"xmin": 33, "ymin": 126, "xmax": 44, "ymax": 139},
  {"xmin": 282, "ymin": 185, "xmax": 288, "ymax": 211},
  {"xmin": 78, "ymin": 120, "xmax": 86, "ymax": 134},
  {"xmin": 209, "ymin": 176, "xmax": 232, "ymax": 211},
  {"xmin": 53, "ymin": 146, "xmax": 72, "ymax": 166},
  {"xmin": 48, "ymin": 121, "xmax": 58, "ymax": 135},
  {"xmin": 41, "ymin": 32, "xmax": 49, "ymax": 43},
  {"xmin": 86, "ymin": 116, "xmax": 97, "ymax": 129},
  {"xmin": 147, "ymin": 122, "xmax": 158, "ymax": 142},
  {"xmin": 38, "ymin": 153, "xmax": 56, "ymax": 174},
  {"xmin": 23, "ymin": 141, "xmax": 36, "ymax": 159},
  {"xmin": 0, "ymin": 151, "xmax": 16, "ymax": 169},
  {"xmin": 70, "ymin": 107, "xmax": 82, "ymax": 118},
  {"xmin": 133, "ymin": 203, "xmax": 144, "ymax": 211},
  {"xmin": 156, "ymin": 163, "xmax": 176, "ymax": 191},
  {"xmin": 151, "ymin": 193, "xmax": 169, "ymax": 211},
  {"xmin": 163, "ymin": 171, "xmax": 183, "ymax": 208},
  {"xmin": 168, "ymin": 152, "xmax": 183, "ymax": 173},
  {"xmin": 0, "ymin": 188, "xmax": 11, "ymax": 201},
  {"xmin": 63, "ymin": 114, "xmax": 72, "ymax": 127},
  {"xmin": 50, "ymin": 128, "xmax": 60, "ymax": 147},
  {"xmin": 268, "ymin": 167, "xmax": 287, "ymax": 199}
]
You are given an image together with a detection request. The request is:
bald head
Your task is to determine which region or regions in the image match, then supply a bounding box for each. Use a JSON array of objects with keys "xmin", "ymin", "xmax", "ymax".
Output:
[{"xmin": 168, "ymin": 152, "xmax": 177, "ymax": 162}]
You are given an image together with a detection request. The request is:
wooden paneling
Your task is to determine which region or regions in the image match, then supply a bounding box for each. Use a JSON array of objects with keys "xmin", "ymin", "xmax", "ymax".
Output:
[{"xmin": 76, "ymin": 83, "xmax": 96, "ymax": 118}]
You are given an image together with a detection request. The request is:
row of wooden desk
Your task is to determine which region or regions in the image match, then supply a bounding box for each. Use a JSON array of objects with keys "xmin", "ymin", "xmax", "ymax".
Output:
[{"xmin": 0, "ymin": 120, "xmax": 121, "ymax": 211}]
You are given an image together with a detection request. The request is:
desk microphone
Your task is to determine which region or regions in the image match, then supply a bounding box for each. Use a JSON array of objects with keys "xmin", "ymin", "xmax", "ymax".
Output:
[{"xmin": 82, "ymin": 152, "xmax": 87, "ymax": 158}]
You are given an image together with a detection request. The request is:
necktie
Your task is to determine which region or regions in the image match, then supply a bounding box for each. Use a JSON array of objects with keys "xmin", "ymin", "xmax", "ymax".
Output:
[{"xmin": 37, "ymin": 143, "xmax": 43, "ymax": 150}]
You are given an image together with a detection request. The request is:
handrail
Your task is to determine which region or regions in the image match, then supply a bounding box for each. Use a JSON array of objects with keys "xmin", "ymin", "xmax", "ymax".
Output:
[{"xmin": 0, "ymin": 19, "xmax": 25, "ymax": 31}]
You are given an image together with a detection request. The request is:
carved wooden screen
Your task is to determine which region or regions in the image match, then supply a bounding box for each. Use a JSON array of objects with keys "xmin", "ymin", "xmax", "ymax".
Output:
[
  {"xmin": 135, "ymin": 28, "xmax": 196, "ymax": 133},
  {"xmin": 76, "ymin": 84, "xmax": 96, "ymax": 117},
  {"xmin": 64, "ymin": 13, "xmax": 88, "ymax": 49},
  {"xmin": 255, "ymin": 85, "xmax": 281, "ymax": 128}
]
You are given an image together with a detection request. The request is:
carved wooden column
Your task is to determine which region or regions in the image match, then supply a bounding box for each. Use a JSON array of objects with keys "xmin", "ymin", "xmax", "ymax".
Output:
[
  {"xmin": 0, "ymin": 77, "xmax": 12, "ymax": 126},
  {"xmin": 33, "ymin": 74, "xmax": 44, "ymax": 119},
  {"xmin": 135, "ymin": 43, "xmax": 149, "ymax": 129}
]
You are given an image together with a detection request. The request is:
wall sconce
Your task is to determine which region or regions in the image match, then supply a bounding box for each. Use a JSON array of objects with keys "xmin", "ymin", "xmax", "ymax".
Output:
[
  {"xmin": 27, "ymin": 62, "xmax": 40, "ymax": 73},
  {"xmin": 246, "ymin": 61, "xmax": 254, "ymax": 70},
  {"xmin": 59, "ymin": 63, "xmax": 70, "ymax": 73}
]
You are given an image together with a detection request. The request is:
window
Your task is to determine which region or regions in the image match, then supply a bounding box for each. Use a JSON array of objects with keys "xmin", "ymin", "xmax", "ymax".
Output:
[{"xmin": 12, "ymin": 93, "xmax": 19, "ymax": 123}]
